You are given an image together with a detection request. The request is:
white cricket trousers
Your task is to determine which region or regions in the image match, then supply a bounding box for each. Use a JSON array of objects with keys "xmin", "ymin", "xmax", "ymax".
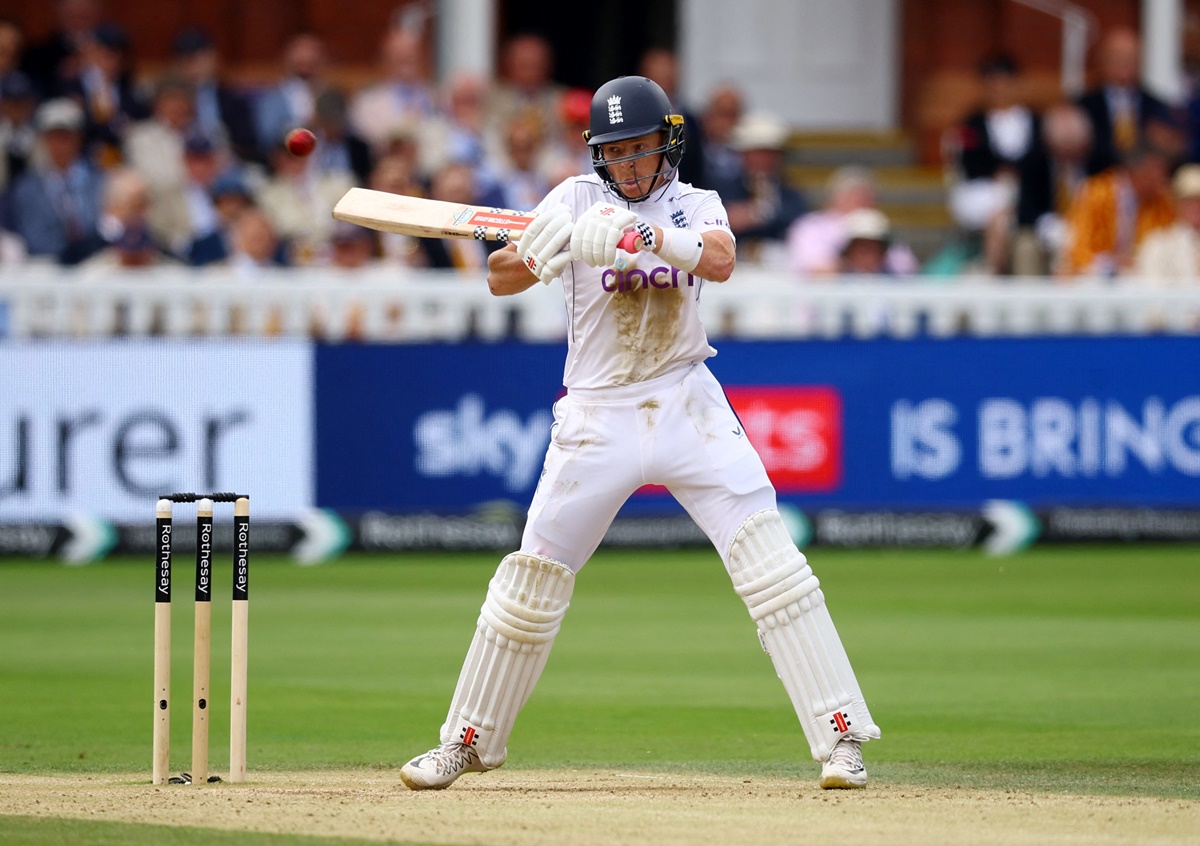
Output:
[{"xmin": 521, "ymin": 362, "xmax": 778, "ymax": 572}]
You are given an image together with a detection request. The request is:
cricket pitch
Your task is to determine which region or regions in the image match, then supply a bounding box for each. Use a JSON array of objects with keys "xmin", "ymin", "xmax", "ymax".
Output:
[{"xmin": 1, "ymin": 769, "xmax": 1197, "ymax": 845}]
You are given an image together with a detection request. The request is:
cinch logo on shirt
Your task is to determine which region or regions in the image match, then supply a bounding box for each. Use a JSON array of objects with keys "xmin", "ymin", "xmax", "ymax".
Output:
[
  {"xmin": 601, "ymin": 266, "xmax": 696, "ymax": 292},
  {"xmin": 724, "ymin": 386, "xmax": 843, "ymax": 492}
]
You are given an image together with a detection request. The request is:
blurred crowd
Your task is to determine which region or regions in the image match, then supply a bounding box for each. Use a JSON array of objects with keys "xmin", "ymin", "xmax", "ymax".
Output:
[
  {"xmin": 2, "ymin": 4, "xmax": 1200, "ymax": 287},
  {"xmin": 940, "ymin": 26, "xmax": 1200, "ymax": 284},
  {"xmin": 0, "ymin": 3, "xmax": 811, "ymax": 278}
]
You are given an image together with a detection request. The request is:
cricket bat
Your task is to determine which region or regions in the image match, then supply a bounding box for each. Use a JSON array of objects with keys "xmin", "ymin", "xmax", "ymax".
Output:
[
  {"xmin": 333, "ymin": 188, "xmax": 538, "ymax": 243},
  {"xmin": 332, "ymin": 188, "xmax": 642, "ymax": 268}
]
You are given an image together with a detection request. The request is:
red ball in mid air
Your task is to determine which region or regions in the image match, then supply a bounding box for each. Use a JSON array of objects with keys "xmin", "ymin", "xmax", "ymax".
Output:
[{"xmin": 285, "ymin": 127, "xmax": 317, "ymax": 157}]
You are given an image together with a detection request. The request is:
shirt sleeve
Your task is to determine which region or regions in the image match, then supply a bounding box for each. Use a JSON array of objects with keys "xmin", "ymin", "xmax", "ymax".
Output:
[{"xmin": 688, "ymin": 190, "xmax": 735, "ymax": 242}]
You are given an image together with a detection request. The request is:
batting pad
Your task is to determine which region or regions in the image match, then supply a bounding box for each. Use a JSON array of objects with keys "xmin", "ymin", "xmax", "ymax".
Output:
[
  {"xmin": 727, "ymin": 510, "xmax": 880, "ymax": 762},
  {"xmin": 441, "ymin": 552, "xmax": 575, "ymax": 768}
]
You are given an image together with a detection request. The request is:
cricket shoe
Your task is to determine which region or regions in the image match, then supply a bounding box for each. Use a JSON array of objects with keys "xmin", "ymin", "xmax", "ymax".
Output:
[
  {"xmin": 819, "ymin": 738, "xmax": 868, "ymax": 789},
  {"xmin": 400, "ymin": 742, "xmax": 503, "ymax": 790}
]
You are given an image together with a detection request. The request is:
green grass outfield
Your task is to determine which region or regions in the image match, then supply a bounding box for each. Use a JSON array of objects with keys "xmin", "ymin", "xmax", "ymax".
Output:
[{"xmin": 1, "ymin": 544, "xmax": 1198, "ymax": 836}]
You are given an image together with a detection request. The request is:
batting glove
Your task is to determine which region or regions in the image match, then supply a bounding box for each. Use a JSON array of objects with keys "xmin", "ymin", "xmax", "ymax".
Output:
[
  {"xmin": 570, "ymin": 201, "xmax": 639, "ymax": 268},
  {"xmin": 516, "ymin": 204, "xmax": 574, "ymax": 284}
]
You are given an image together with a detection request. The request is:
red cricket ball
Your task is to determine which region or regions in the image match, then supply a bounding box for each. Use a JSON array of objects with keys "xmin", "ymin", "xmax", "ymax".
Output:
[{"xmin": 285, "ymin": 127, "xmax": 317, "ymax": 158}]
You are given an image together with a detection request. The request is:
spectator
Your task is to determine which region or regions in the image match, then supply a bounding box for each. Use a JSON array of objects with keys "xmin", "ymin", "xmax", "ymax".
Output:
[
  {"xmin": 423, "ymin": 161, "xmax": 491, "ymax": 270},
  {"xmin": 488, "ymin": 33, "xmax": 564, "ymax": 142},
  {"xmin": 542, "ymin": 87, "xmax": 593, "ymax": 186},
  {"xmin": 255, "ymin": 134, "xmax": 353, "ymax": 265},
  {"xmin": 836, "ymin": 209, "xmax": 914, "ymax": 336},
  {"xmin": 955, "ymin": 56, "xmax": 1040, "ymax": 183},
  {"xmin": 307, "ymin": 219, "xmax": 380, "ymax": 341},
  {"xmin": 224, "ymin": 206, "xmax": 286, "ymax": 275},
  {"xmin": 698, "ymin": 83, "xmax": 744, "ymax": 195},
  {"xmin": 170, "ymin": 27, "xmax": 258, "ymax": 163},
  {"xmin": 638, "ymin": 46, "xmax": 705, "ymax": 187},
  {"xmin": 0, "ymin": 16, "xmax": 22, "ymax": 78},
  {"xmin": 838, "ymin": 209, "xmax": 901, "ymax": 276},
  {"xmin": 0, "ymin": 222, "xmax": 24, "ymax": 266},
  {"xmin": 327, "ymin": 219, "xmax": 376, "ymax": 269},
  {"xmin": 1134, "ymin": 163, "xmax": 1200, "ymax": 283},
  {"xmin": 311, "ymin": 87, "xmax": 372, "ymax": 186},
  {"xmin": 147, "ymin": 131, "xmax": 227, "ymax": 256},
  {"xmin": 349, "ymin": 27, "xmax": 437, "ymax": 157},
  {"xmin": 417, "ymin": 71, "xmax": 501, "ymax": 186},
  {"xmin": 212, "ymin": 207, "xmax": 289, "ymax": 334},
  {"xmin": 254, "ymin": 33, "xmax": 329, "ymax": 161},
  {"xmin": 1077, "ymin": 27, "xmax": 1172, "ymax": 176},
  {"xmin": 2, "ymin": 17, "xmax": 38, "ymax": 297},
  {"xmin": 64, "ymin": 22, "xmax": 147, "ymax": 164},
  {"xmin": 8, "ymin": 98, "xmax": 104, "ymax": 261},
  {"xmin": 368, "ymin": 150, "xmax": 422, "ymax": 198},
  {"xmin": 492, "ymin": 113, "xmax": 549, "ymax": 212},
  {"xmin": 123, "ymin": 75, "xmax": 195, "ymax": 200},
  {"xmin": 1011, "ymin": 103, "xmax": 1094, "ymax": 276},
  {"xmin": 723, "ymin": 111, "xmax": 808, "ymax": 266},
  {"xmin": 186, "ymin": 170, "xmax": 254, "ymax": 266},
  {"xmin": 1, "ymin": 71, "xmax": 39, "ymax": 193},
  {"xmin": 376, "ymin": 124, "xmax": 424, "ymax": 184},
  {"xmin": 19, "ymin": 0, "xmax": 102, "ymax": 98},
  {"xmin": 1185, "ymin": 37, "xmax": 1200, "ymax": 165},
  {"xmin": 428, "ymin": 158, "xmax": 482, "ymax": 203},
  {"xmin": 77, "ymin": 166, "xmax": 173, "ymax": 270},
  {"xmin": 1060, "ymin": 142, "xmax": 1175, "ymax": 278},
  {"xmin": 788, "ymin": 166, "xmax": 918, "ymax": 277},
  {"xmin": 368, "ymin": 152, "xmax": 430, "ymax": 266},
  {"xmin": 945, "ymin": 55, "xmax": 1041, "ymax": 272},
  {"xmin": 0, "ymin": 160, "xmax": 27, "ymax": 265}
]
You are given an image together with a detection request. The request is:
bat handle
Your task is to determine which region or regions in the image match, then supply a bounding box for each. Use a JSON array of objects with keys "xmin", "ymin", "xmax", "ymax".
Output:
[{"xmin": 613, "ymin": 231, "xmax": 644, "ymax": 272}]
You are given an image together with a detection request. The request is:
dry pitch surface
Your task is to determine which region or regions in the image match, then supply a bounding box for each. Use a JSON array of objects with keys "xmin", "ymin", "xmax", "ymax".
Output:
[{"xmin": 2, "ymin": 770, "xmax": 1197, "ymax": 846}]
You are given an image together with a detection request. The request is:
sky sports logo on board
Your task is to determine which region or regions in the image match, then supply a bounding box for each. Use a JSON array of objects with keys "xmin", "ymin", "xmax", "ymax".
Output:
[
  {"xmin": 414, "ymin": 395, "xmax": 551, "ymax": 492},
  {"xmin": 724, "ymin": 386, "xmax": 843, "ymax": 492}
]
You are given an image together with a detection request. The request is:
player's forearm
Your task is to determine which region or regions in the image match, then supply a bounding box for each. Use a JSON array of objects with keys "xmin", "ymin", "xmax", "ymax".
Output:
[
  {"xmin": 694, "ymin": 231, "xmax": 735, "ymax": 282},
  {"xmin": 487, "ymin": 245, "xmax": 542, "ymax": 296}
]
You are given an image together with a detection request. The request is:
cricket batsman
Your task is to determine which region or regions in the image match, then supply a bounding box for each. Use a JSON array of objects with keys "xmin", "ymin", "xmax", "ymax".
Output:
[{"xmin": 400, "ymin": 75, "xmax": 880, "ymax": 790}]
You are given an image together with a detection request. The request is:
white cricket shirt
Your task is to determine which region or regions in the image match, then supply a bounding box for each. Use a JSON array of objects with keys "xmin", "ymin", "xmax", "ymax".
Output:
[{"xmin": 535, "ymin": 174, "xmax": 735, "ymax": 389}]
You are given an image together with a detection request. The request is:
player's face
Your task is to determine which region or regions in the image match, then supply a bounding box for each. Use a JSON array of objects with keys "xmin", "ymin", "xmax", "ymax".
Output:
[{"xmin": 601, "ymin": 131, "xmax": 667, "ymax": 199}]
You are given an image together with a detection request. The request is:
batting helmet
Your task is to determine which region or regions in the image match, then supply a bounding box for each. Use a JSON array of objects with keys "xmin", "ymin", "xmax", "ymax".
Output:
[{"xmin": 584, "ymin": 76, "xmax": 685, "ymax": 202}]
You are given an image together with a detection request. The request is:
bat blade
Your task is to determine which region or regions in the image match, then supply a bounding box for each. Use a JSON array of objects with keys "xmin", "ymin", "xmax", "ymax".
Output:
[{"xmin": 332, "ymin": 188, "xmax": 537, "ymax": 243}]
